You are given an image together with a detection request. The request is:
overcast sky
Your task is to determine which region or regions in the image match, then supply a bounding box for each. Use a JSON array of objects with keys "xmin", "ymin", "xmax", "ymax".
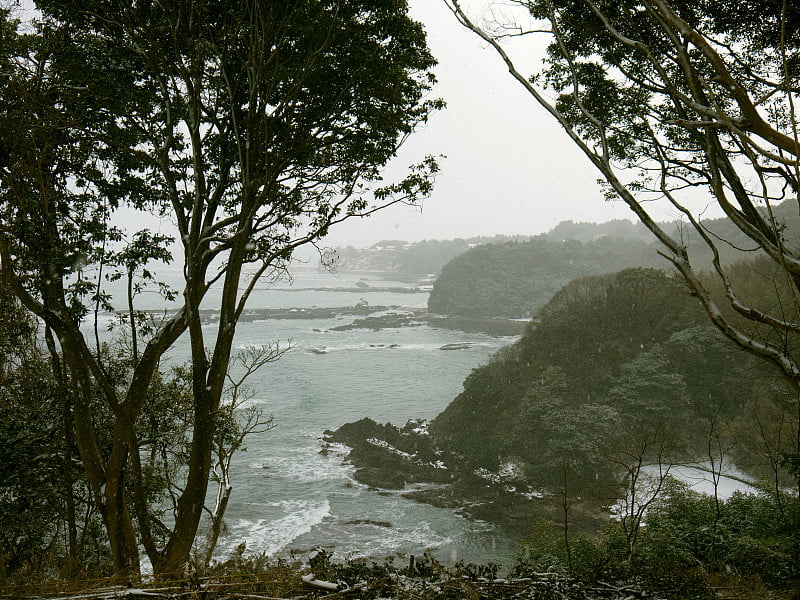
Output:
[
  {"xmin": 323, "ymin": 0, "xmax": 640, "ymax": 247},
  {"xmin": 14, "ymin": 0, "xmax": 655, "ymax": 249}
]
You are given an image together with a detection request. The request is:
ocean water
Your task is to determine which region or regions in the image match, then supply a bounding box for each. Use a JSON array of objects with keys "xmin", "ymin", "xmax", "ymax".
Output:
[{"xmin": 90, "ymin": 266, "xmax": 523, "ymax": 567}]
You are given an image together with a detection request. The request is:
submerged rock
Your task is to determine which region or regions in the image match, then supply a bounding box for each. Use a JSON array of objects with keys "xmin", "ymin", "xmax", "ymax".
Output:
[
  {"xmin": 344, "ymin": 519, "xmax": 393, "ymax": 528},
  {"xmin": 439, "ymin": 342, "xmax": 472, "ymax": 350}
]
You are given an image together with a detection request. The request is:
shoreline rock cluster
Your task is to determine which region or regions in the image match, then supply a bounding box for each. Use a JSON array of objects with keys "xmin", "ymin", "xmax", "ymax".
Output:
[
  {"xmin": 321, "ymin": 418, "xmax": 606, "ymax": 539},
  {"xmin": 183, "ymin": 305, "xmax": 528, "ymax": 336}
]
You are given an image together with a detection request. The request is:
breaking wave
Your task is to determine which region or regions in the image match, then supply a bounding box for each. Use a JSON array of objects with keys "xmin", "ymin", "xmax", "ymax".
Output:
[
  {"xmin": 249, "ymin": 442, "xmax": 355, "ymax": 484},
  {"xmin": 216, "ymin": 499, "xmax": 332, "ymax": 558}
]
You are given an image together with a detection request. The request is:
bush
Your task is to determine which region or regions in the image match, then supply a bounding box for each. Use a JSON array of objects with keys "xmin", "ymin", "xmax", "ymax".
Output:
[
  {"xmin": 622, "ymin": 483, "xmax": 799, "ymax": 591},
  {"xmin": 512, "ymin": 520, "xmax": 608, "ymax": 583}
]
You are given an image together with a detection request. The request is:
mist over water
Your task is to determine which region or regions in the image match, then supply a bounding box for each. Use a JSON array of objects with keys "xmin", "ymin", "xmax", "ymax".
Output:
[{"xmin": 90, "ymin": 265, "xmax": 522, "ymax": 566}]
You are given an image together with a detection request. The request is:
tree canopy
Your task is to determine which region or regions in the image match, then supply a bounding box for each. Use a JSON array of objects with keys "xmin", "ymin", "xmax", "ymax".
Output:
[{"xmin": 0, "ymin": 0, "xmax": 441, "ymax": 577}]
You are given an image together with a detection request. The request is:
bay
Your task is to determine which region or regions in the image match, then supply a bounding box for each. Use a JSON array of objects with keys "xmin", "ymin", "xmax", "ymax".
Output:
[{"xmin": 89, "ymin": 265, "xmax": 522, "ymax": 567}]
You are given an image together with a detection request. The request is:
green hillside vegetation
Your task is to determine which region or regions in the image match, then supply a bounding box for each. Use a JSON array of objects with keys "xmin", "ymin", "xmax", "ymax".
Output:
[
  {"xmin": 428, "ymin": 237, "xmax": 663, "ymax": 318},
  {"xmin": 428, "ymin": 202, "xmax": 800, "ymax": 320},
  {"xmin": 431, "ymin": 265, "xmax": 797, "ymax": 489}
]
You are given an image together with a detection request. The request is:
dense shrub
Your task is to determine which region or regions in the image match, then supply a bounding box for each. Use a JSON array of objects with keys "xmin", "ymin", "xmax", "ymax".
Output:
[
  {"xmin": 639, "ymin": 484, "xmax": 799, "ymax": 587},
  {"xmin": 511, "ymin": 480, "xmax": 799, "ymax": 599}
]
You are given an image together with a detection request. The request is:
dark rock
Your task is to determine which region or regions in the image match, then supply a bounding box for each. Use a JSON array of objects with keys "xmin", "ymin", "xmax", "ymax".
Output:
[
  {"xmin": 402, "ymin": 487, "xmax": 463, "ymax": 510},
  {"xmin": 439, "ymin": 342, "xmax": 472, "ymax": 350},
  {"xmin": 354, "ymin": 467, "xmax": 407, "ymax": 489},
  {"xmin": 324, "ymin": 418, "xmax": 454, "ymax": 492},
  {"xmin": 344, "ymin": 519, "xmax": 393, "ymax": 528},
  {"xmin": 329, "ymin": 312, "xmax": 424, "ymax": 332}
]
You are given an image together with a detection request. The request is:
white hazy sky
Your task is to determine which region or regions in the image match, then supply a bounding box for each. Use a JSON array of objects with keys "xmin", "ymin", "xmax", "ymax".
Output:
[
  {"xmin": 15, "ymin": 0, "xmax": 659, "ymax": 248},
  {"xmin": 324, "ymin": 0, "xmax": 641, "ymax": 247}
]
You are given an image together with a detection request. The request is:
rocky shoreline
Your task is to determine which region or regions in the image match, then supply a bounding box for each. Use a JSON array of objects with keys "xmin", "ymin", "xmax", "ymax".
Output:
[
  {"xmin": 321, "ymin": 418, "xmax": 608, "ymax": 539},
  {"xmin": 173, "ymin": 305, "xmax": 528, "ymax": 336}
]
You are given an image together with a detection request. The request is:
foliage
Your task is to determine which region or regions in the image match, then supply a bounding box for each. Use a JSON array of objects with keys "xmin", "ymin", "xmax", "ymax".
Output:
[
  {"xmin": 428, "ymin": 237, "xmax": 663, "ymax": 318},
  {"xmin": 0, "ymin": 343, "xmax": 68, "ymax": 578},
  {"xmin": 207, "ymin": 548, "xmax": 602, "ymax": 600},
  {"xmin": 0, "ymin": 287, "xmax": 113, "ymax": 580},
  {"xmin": 443, "ymin": 0, "xmax": 800, "ymax": 428},
  {"xmin": 0, "ymin": 0, "xmax": 441, "ymax": 576},
  {"xmin": 634, "ymin": 482, "xmax": 799, "ymax": 588},
  {"xmin": 513, "ymin": 483, "xmax": 799, "ymax": 598},
  {"xmin": 513, "ymin": 521, "xmax": 607, "ymax": 581}
]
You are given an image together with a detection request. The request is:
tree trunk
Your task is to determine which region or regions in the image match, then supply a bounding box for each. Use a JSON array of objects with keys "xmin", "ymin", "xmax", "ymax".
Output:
[
  {"xmin": 103, "ymin": 427, "xmax": 141, "ymax": 578},
  {"xmin": 59, "ymin": 336, "xmax": 141, "ymax": 579},
  {"xmin": 153, "ymin": 391, "xmax": 215, "ymax": 577},
  {"xmin": 204, "ymin": 477, "xmax": 232, "ymax": 568}
]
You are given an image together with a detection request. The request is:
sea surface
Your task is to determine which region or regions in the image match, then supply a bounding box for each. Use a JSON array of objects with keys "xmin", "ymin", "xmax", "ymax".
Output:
[{"xmin": 89, "ymin": 265, "xmax": 523, "ymax": 567}]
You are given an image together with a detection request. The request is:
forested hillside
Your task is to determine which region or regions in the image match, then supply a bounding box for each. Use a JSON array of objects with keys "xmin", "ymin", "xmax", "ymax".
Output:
[
  {"xmin": 430, "ymin": 266, "xmax": 794, "ymax": 482},
  {"xmin": 427, "ymin": 202, "xmax": 800, "ymax": 319},
  {"xmin": 427, "ymin": 237, "xmax": 663, "ymax": 318}
]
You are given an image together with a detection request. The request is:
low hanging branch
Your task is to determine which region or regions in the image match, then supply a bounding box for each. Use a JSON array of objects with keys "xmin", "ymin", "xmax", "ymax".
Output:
[{"xmin": 444, "ymin": 0, "xmax": 800, "ymax": 391}]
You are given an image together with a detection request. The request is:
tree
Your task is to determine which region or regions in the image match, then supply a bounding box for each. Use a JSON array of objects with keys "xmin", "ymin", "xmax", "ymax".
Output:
[
  {"xmin": 0, "ymin": 285, "xmax": 71, "ymax": 579},
  {"xmin": 0, "ymin": 0, "xmax": 441, "ymax": 577},
  {"xmin": 515, "ymin": 372, "xmax": 618, "ymax": 572},
  {"xmin": 605, "ymin": 346, "xmax": 691, "ymax": 569},
  {"xmin": 443, "ymin": 1, "xmax": 800, "ymax": 393}
]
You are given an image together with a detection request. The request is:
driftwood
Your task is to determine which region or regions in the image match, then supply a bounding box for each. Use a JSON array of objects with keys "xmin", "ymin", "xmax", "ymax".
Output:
[{"xmin": 299, "ymin": 575, "xmax": 337, "ymax": 592}]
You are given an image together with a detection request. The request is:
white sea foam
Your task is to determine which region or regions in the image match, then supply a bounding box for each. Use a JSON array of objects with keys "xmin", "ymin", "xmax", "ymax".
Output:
[
  {"xmin": 232, "ymin": 396, "xmax": 269, "ymax": 409},
  {"xmin": 609, "ymin": 463, "xmax": 760, "ymax": 522},
  {"xmin": 652, "ymin": 463, "xmax": 758, "ymax": 498},
  {"xmin": 79, "ymin": 313, "xmax": 118, "ymax": 334},
  {"xmin": 217, "ymin": 498, "xmax": 332, "ymax": 558},
  {"xmin": 249, "ymin": 442, "xmax": 355, "ymax": 483},
  {"xmin": 336, "ymin": 521, "xmax": 452, "ymax": 560}
]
